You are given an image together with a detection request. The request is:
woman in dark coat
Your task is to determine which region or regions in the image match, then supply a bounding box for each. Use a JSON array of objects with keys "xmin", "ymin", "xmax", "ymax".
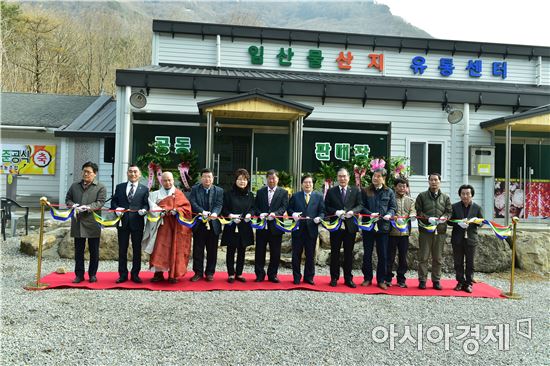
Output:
[{"xmin": 221, "ymin": 168, "xmax": 256, "ymax": 283}]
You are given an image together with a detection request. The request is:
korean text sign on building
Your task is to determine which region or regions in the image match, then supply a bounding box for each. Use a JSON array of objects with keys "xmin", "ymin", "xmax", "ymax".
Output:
[{"xmin": 1, "ymin": 144, "xmax": 57, "ymax": 175}]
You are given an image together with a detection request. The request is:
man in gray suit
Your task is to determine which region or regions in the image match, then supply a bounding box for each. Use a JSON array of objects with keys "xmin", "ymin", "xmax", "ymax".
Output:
[
  {"xmin": 65, "ymin": 161, "xmax": 106, "ymax": 283},
  {"xmin": 448, "ymin": 184, "xmax": 483, "ymax": 293},
  {"xmin": 190, "ymin": 168, "xmax": 224, "ymax": 282}
]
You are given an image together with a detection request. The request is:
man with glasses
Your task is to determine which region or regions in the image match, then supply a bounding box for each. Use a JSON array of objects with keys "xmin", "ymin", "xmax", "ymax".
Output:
[{"xmin": 65, "ymin": 161, "xmax": 106, "ymax": 283}]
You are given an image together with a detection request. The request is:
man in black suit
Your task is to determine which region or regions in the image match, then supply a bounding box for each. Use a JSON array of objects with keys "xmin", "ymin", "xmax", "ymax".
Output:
[
  {"xmin": 254, "ymin": 169, "xmax": 289, "ymax": 283},
  {"xmin": 287, "ymin": 174, "xmax": 325, "ymax": 285},
  {"xmin": 448, "ymin": 184, "xmax": 484, "ymax": 293},
  {"xmin": 324, "ymin": 168, "xmax": 363, "ymax": 288},
  {"xmin": 190, "ymin": 168, "xmax": 224, "ymax": 282},
  {"xmin": 111, "ymin": 165, "xmax": 149, "ymax": 283}
]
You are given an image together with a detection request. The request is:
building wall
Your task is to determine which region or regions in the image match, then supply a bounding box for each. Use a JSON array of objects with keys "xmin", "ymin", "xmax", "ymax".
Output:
[
  {"xmin": 131, "ymin": 88, "xmax": 513, "ymax": 218},
  {"xmin": 1, "ymin": 131, "xmax": 61, "ymax": 206},
  {"xmin": 156, "ymin": 33, "xmax": 548, "ymax": 86}
]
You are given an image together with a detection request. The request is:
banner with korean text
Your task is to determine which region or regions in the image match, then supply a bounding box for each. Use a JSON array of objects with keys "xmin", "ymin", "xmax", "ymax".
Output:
[{"xmin": 1, "ymin": 144, "xmax": 57, "ymax": 175}]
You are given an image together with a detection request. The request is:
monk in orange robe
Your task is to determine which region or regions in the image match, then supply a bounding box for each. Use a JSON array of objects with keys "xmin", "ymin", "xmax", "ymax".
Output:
[{"xmin": 142, "ymin": 172, "xmax": 192, "ymax": 283}]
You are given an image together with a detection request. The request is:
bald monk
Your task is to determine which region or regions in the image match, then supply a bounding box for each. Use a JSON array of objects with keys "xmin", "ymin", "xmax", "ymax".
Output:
[{"xmin": 142, "ymin": 172, "xmax": 192, "ymax": 283}]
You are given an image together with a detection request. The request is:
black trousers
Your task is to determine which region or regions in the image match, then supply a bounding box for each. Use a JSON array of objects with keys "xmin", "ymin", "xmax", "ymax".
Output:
[
  {"xmin": 192, "ymin": 226, "xmax": 219, "ymax": 276},
  {"xmin": 387, "ymin": 236, "xmax": 409, "ymax": 283},
  {"xmin": 255, "ymin": 229, "xmax": 282, "ymax": 280},
  {"xmin": 226, "ymin": 235, "xmax": 246, "ymax": 276},
  {"xmin": 291, "ymin": 229, "xmax": 317, "ymax": 282},
  {"xmin": 452, "ymin": 239, "xmax": 476, "ymax": 285},
  {"xmin": 74, "ymin": 237, "xmax": 99, "ymax": 278},
  {"xmin": 329, "ymin": 229, "xmax": 356, "ymax": 282},
  {"xmin": 117, "ymin": 227, "xmax": 143, "ymax": 278}
]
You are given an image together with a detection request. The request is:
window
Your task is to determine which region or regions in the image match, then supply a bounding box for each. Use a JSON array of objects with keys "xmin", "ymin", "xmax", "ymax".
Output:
[{"xmin": 409, "ymin": 141, "xmax": 444, "ymax": 177}]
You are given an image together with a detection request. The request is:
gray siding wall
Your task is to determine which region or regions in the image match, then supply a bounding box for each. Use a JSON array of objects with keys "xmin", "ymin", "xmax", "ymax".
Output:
[{"xmin": 155, "ymin": 33, "xmax": 548, "ymax": 86}]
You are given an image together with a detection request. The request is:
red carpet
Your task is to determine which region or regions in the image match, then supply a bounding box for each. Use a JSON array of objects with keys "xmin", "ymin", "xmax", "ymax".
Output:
[{"xmin": 37, "ymin": 272, "xmax": 505, "ymax": 298}]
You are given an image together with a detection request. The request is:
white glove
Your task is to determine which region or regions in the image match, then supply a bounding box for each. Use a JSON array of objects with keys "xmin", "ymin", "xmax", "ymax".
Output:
[
  {"xmin": 234, "ymin": 218, "xmax": 241, "ymax": 224},
  {"xmin": 229, "ymin": 213, "xmax": 240, "ymax": 219},
  {"xmin": 292, "ymin": 212, "xmax": 301, "ymax": 221},
  {"xmin": 370, "ymin": 212, "xmax": 380, "ymax": 218},
  {"xmin": 335, "ymin": 210, "xmax": 346, "ymax": 218},
  {"xmin": 458, "ymin": 221, "xmax": 469, "ymax": 229},
  {"xmin": 383, "ymin": 214, "xmax": 391, "ymax": 221},
  {"xmin": 138, "ymin": 209, "xmax": 147, "ymax": 216},
  {"xmin": 313, "ymin": 217, "xmax": 321, "ymax": 224},
  {"xmin": 345, "ymin": 210, "xmax": 354, "ymax": 218},
  {"xmin": 438, "ymin": 216, "xmax": 447, "ymax": 223},
  {"xmin": 267, "ymin": 212, "xmax": 276, "ymax": 221},
  {"xmin": 170, "ymin": 209, "xmax": 178, "ymax": 216},
  {"xmin": 428, "ymin": 217, "xmax": 438, "ymax": 225},
  {"xmin": 71, "ymin": 203, "xmax": 80, "ymax": 209},
  {"xmin": 78, "ymin": 205, "xmax": 90, "ymax": 212},
  {"xmin": 115, "ymin": 207, "xmax": 124, "ymax": 217},
  {"xmin": 410, "ymin": 215, "xmax": 417, "ymax": 222},
  {"xmin": 244, "ymin": 213, "xmax": 252, "ymax": 222},
  {"xmin": 160, "ymin": 211, "xmax": 166, "ymax": 217},
  {"xmin": 396, "ymin": 218, "xmax": 405, "ymax": 225},
  {"xmin": 202, "ymin": 210, "xmax": 210, "ymax": 217},
  {"xmin": 210, "ymin": 212, "xmax": 218, "ymax": 219}
]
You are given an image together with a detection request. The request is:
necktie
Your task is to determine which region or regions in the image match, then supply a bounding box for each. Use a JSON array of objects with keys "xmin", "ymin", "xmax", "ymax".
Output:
[
  {"xmin": 268, "ymin": 188, "xmax": 274, "ymax": 206},
  {"xmin": 128, "ymin": 184, "xmax": 135, "ymax": 201},
  {"xmin": 341, "ymin": 187, "xmax": 346, "ymax": 203},
  {"xmin": 205, "ymin": 189, "xmax": 210, "ymax": 210},
  {"xmin": 305, "ymin": 193, "xmax": 310, "ymax": 205}
]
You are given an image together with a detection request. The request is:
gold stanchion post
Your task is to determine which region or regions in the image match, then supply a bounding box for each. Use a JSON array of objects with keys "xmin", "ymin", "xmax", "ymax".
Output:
[
  {"xmin": 502, "ymin": 217, "xmax": 521, "ymax": 299},
  {"xmin": 25, "ymin": 196, "xmax": 49, "ymax": 290}
]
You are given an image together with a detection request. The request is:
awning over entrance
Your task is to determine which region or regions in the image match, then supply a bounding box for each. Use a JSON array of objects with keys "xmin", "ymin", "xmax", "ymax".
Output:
[
  {"xmin": 197, "ymin": 89, "xmax": 314, "ymax": 191},
  {"xmin": 481, "ymin": 105, "xmax": 550, "ymax": 223}
]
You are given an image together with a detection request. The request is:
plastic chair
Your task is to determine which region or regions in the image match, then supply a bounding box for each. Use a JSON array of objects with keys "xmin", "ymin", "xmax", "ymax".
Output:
[{"xmin": 1, "ymin": 197, "xmax": 29, "ymax": 240}]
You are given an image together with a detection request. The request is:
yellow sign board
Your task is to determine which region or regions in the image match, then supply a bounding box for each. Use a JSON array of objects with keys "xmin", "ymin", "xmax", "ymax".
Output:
[
  {"xmin": 1, "ymin": 144, "xmax": 56, "ymax": 175},
  {"xmin": 477, "ymin": 163, "xmax": 491, "ymax": 175}
]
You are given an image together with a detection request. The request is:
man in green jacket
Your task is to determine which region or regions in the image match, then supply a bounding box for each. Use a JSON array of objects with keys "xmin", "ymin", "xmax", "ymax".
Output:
[{"xmin": 414, "ymin": 173, "xmax": 452, "ymax": 290}]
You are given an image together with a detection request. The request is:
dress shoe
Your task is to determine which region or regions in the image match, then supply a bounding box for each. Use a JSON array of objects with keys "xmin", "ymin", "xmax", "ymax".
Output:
[
  {"xmin": 361, "ymin": 280, "xmax": 372, "ymax": 287},
  {"xmin": 378, "ymin": 282, "xmax": 388, "ymax": 290},
  {"xmin": 254, "ymin": 277, "xmax": 264, "ymax": 282},
  {"xmin": 397, "ymin": 282, "xmax": 408, "ymax": 288},
  {"xmin": 131, "ymin": 276, "xmax": 143, "ymax": 284},
  {"xmin": 190, "ymin": 274, "xmax": 202, "ymax": 282},
  {"xmin": 269, "ymin": 277, "xmax": 280, "ymax": 284},
  {"xmin": 454, "ymin": 283, "xmax": 464, "ymax": 291},
  {"xmin": 72, "ymin": 276, "xmax": 84, "ymax": 284},
  {"xmin": 384, "ymin": 281, "xmax": 392, "ymax": 287},
  {"xmin": 168, "ymin": 277, "xmax": 178, "ymax": 284},
  {"xmin": 304, "ymin": 279, "xmax": 315, "ymax": 285},
  {"xmin": 227, "ymin": 277, "xmax": 235, "ymax": 283},
  {"xmin": 345, "ymin": 280, "xmax": 356, "ymax": 289},
  {"xmin": 329, "ymin": 279, "xmax": 337, "ymax": 287},
  {"xmin": 463, "ymin": 285, "xmax": 473, "ymax": 293},
  {"xmin": 205, "ymin": 275, "xmax": 214, "ymax": 282},
  {"xmin": 151, "ymin": 272, "xmax": 165, "ymax": 282},
  {"xmin": 115, "ymin": 277, "xmax": 128, "ymax": 284},
  {"xmin": 89, "ymin": 276, "xmax": 97, "ymax": 283},
  {"xmin": 235, "ymin": 276, "xmax": 246, "ymax": 283},
  {"xmin": 293, "ymin": 279, "xmax": 301, "ymax": 285},
  {"xmin": 418, "ymin": 281, "xmax": 426, "ymax": 289},
  {"xmin": 433, "ymin": 281, "xmax": 442, "ymax": 290}
]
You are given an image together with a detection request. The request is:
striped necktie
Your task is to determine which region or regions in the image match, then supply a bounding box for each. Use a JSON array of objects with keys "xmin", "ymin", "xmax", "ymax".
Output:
[{"xmin": 128, "ymin": 184, "xmax": 135, "ymax": 201}]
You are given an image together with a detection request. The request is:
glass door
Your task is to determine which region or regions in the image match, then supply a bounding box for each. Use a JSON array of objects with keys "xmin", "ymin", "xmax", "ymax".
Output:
[{"xmin": 213, "ymin": 128, "xmax": 252, "ymax": 191}]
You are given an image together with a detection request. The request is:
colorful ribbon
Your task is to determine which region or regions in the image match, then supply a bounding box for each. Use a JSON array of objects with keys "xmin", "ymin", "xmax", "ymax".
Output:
[
  {"xmin": 49, "ymin": 207, "xmax": 75, "ymax": 221},
  {"xmin": 92, "ymin": 212, "xmax": 122, "ymax": 227}
]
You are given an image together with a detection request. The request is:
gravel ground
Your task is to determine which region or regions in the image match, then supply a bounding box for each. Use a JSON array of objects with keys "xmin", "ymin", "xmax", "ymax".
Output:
[{"xmin": 0, "ymin": 236, "xmax": 548, "ymax": 366}]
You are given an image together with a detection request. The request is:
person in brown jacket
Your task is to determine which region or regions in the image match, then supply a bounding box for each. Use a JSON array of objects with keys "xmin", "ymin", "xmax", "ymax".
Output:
[
  {"xmin": 65, "ymin": 161, "xmax": 107, "ymax": 283},
  {"xmin": 414, "ymin": 173, "xmax": 452, "ymax": 290},
  {"xmin": 387, "ymin": 177, "xmax": 416, "ymax": 288}
]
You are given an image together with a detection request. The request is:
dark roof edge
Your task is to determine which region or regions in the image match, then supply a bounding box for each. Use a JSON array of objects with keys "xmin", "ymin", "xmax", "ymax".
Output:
[
  {"xmin": 116, "ymin": 67, "xmax": 550, "ymax": 110},
  {"xmin": 152, "ymin": 20, "xmax": 550, "ymax": 58},
  {"xmin": 197, "ymin": 88, "xmax": 313, "ymax": 115},
  {"xmin": 54, "ymin": 130, "xmax": 114, "ymax": 138},
  {"xmin": 480, "ymin": 104, "xmax": 550, "ymax": 129}
]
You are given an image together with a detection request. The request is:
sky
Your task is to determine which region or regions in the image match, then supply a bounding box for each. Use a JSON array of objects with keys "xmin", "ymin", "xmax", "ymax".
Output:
[{"xmin": 376, "ymin": 0, "xmax": 550, "ymax": 47}]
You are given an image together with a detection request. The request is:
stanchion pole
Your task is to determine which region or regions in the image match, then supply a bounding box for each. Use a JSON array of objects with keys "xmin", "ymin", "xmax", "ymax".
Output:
[
  {"xmin": 25, "ymin": 196, "xmax": 49, "ymax": 290},
  {"xmin": 502, "ymin": 216, "xmax": 521, "ymax": 299}
]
